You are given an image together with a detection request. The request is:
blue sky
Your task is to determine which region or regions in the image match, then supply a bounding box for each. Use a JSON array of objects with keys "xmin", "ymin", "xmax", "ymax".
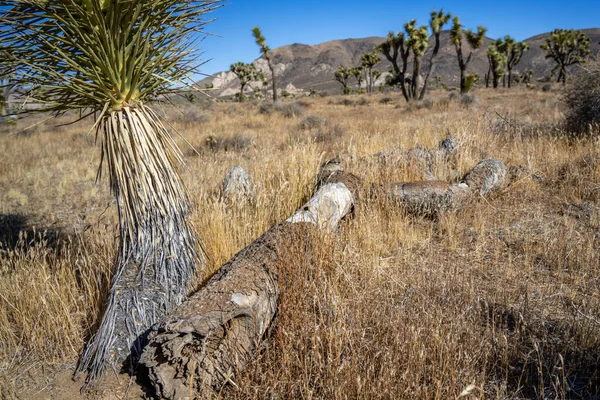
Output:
[{"xmin": 196, "ymin": 0, "xmax": 600, "ymax": 77}]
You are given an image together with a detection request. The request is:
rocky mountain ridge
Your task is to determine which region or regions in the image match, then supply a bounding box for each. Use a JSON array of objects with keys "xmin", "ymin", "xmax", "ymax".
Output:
[{"xmin": 201, "ymin": 28, "xmax": 600, "ymax": 97}]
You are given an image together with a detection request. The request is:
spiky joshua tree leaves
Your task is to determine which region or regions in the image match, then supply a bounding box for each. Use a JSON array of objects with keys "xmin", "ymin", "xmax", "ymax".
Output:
[
  {"xmin": 541, "ymin": 28, "xmax": 591, "ymax": 85},
  {"xmin": 0, "ymin": 0, "xmax": 222, "ymax": 384},
  {"xmin": 451, "ymin": 16, "xmax": 487, "ymax": 94}
]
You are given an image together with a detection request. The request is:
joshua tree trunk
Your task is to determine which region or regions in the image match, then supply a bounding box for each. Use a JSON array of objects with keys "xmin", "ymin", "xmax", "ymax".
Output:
[
  {"xmin": 239, "ymin": 82, "xmax": 246, "ymax": 102},
  {"xmin": 140, "ymin": 169, "xmax": 360, "ymax": 399},
  {"xmin": 411, "ymin": 57, "xmax": 421, "ymax": 99},
  {"xmin": 268, "ymin": 60, "xmax": 277, "ymax": 102},
  {"xmin": 76, "ymin": 104, "xmax": 203, "ymax": 384}
]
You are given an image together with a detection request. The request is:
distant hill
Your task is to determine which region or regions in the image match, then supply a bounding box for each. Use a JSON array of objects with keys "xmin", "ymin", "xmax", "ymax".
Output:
[{"xmin": 200, "ymin": 28, "xmax": 600, "ymax": 97}]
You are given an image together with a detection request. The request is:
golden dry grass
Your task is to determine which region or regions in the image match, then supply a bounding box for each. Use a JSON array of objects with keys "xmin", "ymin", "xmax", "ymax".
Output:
[{"xmin": 1, "ymin": 88, "xmax": 599, "ymax": 399}]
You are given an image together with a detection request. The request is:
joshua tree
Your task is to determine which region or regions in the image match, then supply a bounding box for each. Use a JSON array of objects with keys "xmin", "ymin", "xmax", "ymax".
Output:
[
  {"xmin": 350, "ymin": 66, "xmax": 364, "ymax": 90},
  {"xmin": 252, "ymin": 26, "xmax": 277, "ymax": 101},
  {"xmin": 0, "ymin": 0, "xmax": 221, "ymax": 384},
  {"xmin": 377, "ymin": 31, "xmax": 409, "ymax": 97},
  {"xmin": 502, "ymin": 36, "xmax": 529, "ymax": 87},
  {"xmin": 230, "ymin": 62, "xmax": 262, "ymax": 102},
  {"xmin": 404, "ymin": 21, "xmax": 428, "ymax": 98},
  {"xmin": 377, "ymin": 10, "xmax": 451, "ymax": 102},
  {"xmin": 360, "ymin": 51, "xmax": 381, "ymax": 93},
  {"xmin": 541, "ymin": 28, "xmax": 591, "ymax": 85},
  {"xmin": 420, "ymin": 9, "xmax": 451, "ymax": 99},
  {"xmin": 487, "ymin": 40, "xmax": 507, "ymax": 88},
  {"xmin": 334, "ymin": 65, "xmax": 351, "ymax": 95},
  {"xmin": 450, "ymin": 16, "xmax": 487, "ymax": 94}
]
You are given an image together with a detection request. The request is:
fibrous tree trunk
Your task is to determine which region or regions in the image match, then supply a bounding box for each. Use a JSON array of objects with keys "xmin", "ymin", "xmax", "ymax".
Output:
[
  {"xmin": 76, "ymin": 105, "xmax": 203, "ymax": 384},
  {"xmin": 140, "ymin": 169, "xmax": 361, "ymax": 399}
]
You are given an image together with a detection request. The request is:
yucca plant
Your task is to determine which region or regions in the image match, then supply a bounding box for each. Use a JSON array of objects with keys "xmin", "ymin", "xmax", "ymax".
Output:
[{"xmin": 0, "ymin": 0, "xmax": 222, "ymax": 384}]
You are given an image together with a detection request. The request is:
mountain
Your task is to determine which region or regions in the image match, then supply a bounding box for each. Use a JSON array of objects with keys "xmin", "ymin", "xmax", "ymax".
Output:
[{"xmin": 201, "ymin": 28, "xmax": 600, "ymax": 97}]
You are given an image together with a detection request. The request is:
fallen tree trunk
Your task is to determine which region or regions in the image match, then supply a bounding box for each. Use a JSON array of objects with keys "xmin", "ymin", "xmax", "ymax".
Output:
[
  {"xmin": 371, "ymin": 159, "xmax": 508, "ymax": 215},
  {"xmin": 139, "ymin": 170, "xmax": 361, "ymax": 399}
]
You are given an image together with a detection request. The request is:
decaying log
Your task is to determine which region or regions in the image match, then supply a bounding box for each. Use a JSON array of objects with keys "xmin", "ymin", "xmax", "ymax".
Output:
[
  {"xmin": 374, "ymin": 181, "xmax": 470, "ymax": 214},
  {"xmin": 372, "ymin": 159, "xmax": 507, "ymax": 214},
  {"xmin": 139, "ymin": 170, "xmax": 361, "ymax": 399},
  {"xmin": 463, "ymin": 159, "xmax": 508, "ymax": 196}
]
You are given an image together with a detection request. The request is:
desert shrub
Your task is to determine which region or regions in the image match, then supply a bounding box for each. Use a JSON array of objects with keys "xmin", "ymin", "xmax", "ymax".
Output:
[
  {"xmin": 225, "ymin": 105, "xmax": 239, "ymax": 115},
  {"xmin": 204, "ymin": 133, "xmax": 254, "ymax": 152},
  {"xmin": 259, "ymin": 101, "xmax": 275, "ymax": 115},
  {"xmin": 313, "ymin": 124, "xmax": 345, "ymax": 143},
  {"xmin": 279, "ymin": 101, "xmax": 305, "ymax": 118},
  {"xmin": 339, "ymin": 98, "xmax": 355, "ymax": 106},
  {"xmin": 295, "ymin": 99, "xmax": 312, "ymax": 108},
  {"xmin": 460, "ymin": 94, "xmax": 478, "ymax": 107},
  {"xmin": 357, "ymin": 97, "xmax": 369, "ymax": 106},
  {"xmin": 299, "ymin": 115, "xmax": 328, "ymax": 130},
  {"xmin": 405, "ymin": 99, "xmax": 432, "ymax": 112},
  {"xmin": 435, "ymin": 97, "xmax": 451, "ymax": 109},
  {"xmin": 178, "ymin": 109, "xmax": 210, "ymax": 124},
  {"xmin": 564, "ymin": 58, "xmax": 600, "ymax": 135}
]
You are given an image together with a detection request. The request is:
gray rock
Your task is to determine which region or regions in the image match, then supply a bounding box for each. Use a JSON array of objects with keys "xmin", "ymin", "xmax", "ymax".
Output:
[
  {"xmin": 222, "ymin": 166, "xmax": 254, "ymax": 203},
  {"xmin": 463, "ymin": 159, "xmax": 507, "ymax": 196}
]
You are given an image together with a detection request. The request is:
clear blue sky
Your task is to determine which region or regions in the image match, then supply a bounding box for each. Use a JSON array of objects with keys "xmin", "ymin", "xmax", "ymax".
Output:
[{"xmin": 196, "ymin": 0, "xmax": 600, "ymax": 77}]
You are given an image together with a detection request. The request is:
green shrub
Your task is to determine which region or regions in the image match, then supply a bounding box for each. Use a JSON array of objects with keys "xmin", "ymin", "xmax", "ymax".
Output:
[{"xmin": 464, "ymin": 73, "xmax": 479, "ymax": 93}]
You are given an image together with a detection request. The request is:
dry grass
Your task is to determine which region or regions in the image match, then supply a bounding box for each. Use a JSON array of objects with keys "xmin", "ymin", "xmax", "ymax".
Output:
[{"xmin": 1, "ymin": 88, "xmax": 599, "ymax": 398}]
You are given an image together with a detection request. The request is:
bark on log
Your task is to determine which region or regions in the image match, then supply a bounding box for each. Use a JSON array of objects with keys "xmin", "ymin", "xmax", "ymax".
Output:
[
  {"xmin": 139, "ymin": 170, "xmax": 361, "ymax": 399},
  {"xmin": 373, "ymin": 159, "xmax": 508, "ymax": 214}
]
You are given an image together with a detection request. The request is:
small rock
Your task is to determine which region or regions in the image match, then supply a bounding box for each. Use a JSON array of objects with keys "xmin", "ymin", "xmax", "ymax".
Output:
[{"xmin": 222, "ymin": 166, "xmax": 254, "ymax": 204}]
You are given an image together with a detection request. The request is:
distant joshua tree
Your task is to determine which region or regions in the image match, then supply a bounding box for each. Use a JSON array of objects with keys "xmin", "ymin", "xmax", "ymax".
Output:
[
  {"xmin": 487, "ymin": 40, "xmax": 507, "ymax": 88},
  {"xmin": 252, "ymin": 27, "xmax": 277, "ymax": 101},
  {"xmin": 541, "ymin": 29, "xmax": 591, "ymax": 85},
  {"xmin": 334, "ymin": 65, "xmax": 351, "ymax": 95},
  {"xmin": 420, "ymin": 10, "xmax": 452, "ymax": 99},
  {"xmin": 450, "ymin": 16, "xmax": 487, "ymax": 94},
  {"xmin": 377, "ymin": 9, "xmax": 451, "ymax": 102},
  {"xmin": 230, "ymin": 62, "xmax": 263, "ymax": 102},
  {"xmin": 360, "ymin": 51, "xmax": 381, "ymax": 93},
  {"xmin": 350, "ymin": 66, "xmax": 364, "ymax": 90},
  {"xmin": 502, "ymin": 36, "xmax": 529, "ymax": 87}
]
